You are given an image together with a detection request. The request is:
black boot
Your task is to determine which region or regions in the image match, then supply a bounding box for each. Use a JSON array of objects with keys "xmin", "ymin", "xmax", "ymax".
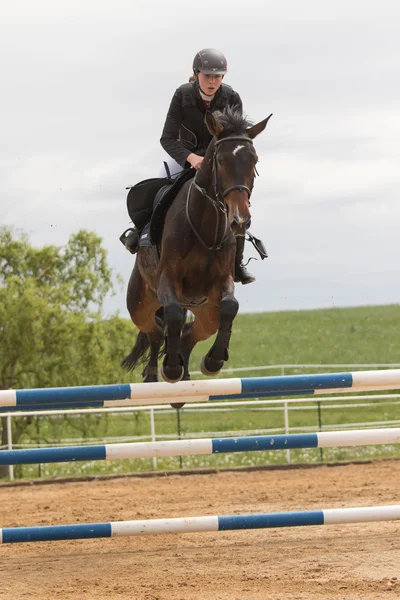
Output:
[
  {"xmin": 234, "ymin": 236, "xmax": 256, "ymax": 284},
  {"xmin": 119, "ymin": 227, "xmax": 139, "ymax": 255}
]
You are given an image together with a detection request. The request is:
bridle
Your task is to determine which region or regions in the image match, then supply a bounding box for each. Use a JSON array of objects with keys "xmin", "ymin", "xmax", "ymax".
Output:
[
  {"xmin": 186, "ymin": 135, "xmax": 256, "ymax": 251},
  {"xmin": 212, "ymin": 135, "xmax": 255, "ymax": 199}
]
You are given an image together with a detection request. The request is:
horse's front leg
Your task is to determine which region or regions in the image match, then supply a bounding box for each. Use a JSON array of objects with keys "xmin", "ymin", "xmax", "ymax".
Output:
[
  {"xmin": 201, "ymin": 278, "xmax": 239, "ymax": 376},
  {"xmin": 157, "ymin": 270, "xmax": 185, "ymax": 383}
]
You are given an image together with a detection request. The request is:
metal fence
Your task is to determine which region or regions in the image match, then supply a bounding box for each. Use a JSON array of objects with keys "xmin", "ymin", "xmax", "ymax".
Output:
[{"xmin": 2, "ymin": 363, "xmax": 400, "ymax": 481}]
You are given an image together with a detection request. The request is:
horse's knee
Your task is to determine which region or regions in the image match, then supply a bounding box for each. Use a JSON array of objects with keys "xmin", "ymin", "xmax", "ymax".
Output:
[
  {"xmin": 220, "ymin": 297, "xmax": 239, "ymax": 322},
  {"xmin": 164, "ymin": 303, "xmax": 185, "ymax": 330}
]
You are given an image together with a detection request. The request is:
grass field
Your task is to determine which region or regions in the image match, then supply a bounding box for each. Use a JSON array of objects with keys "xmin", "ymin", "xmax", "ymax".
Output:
[{"xmin": 10, "ymin": 304, "xmax": 400, "ymax": 480}]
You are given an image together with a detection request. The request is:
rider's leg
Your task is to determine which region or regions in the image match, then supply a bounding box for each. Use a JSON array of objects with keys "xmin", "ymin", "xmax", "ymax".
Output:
[
  {"xmin": 121, "ymin": 156, "xmax": 185, "ymax": 254},
  {"xmin": 234, "ymin": 235, "xmax": 256, "ymax": 285}
]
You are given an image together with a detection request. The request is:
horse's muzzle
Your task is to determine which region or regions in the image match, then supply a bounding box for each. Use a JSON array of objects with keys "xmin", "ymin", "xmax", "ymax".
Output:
[{"xmin": 233, "ymin": 214, "xmax": 251, "ymax": 228}]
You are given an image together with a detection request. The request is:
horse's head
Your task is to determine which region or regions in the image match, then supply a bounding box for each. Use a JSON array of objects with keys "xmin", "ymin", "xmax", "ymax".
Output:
[{"xmin": 204, "ymin": 108, "xmax": 272, "ymax": 232}]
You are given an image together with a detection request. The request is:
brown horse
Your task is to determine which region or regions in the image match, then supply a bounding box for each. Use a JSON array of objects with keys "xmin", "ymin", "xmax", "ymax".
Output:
[{"xmin": 122, "ymin": 108, "xmax": 272, "ymax": 387}]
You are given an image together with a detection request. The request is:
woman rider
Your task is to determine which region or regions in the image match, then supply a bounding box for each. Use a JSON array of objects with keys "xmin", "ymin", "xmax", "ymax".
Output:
[{"xmin": 123, "ymin": 48, "xmax": 259, "ymax": 284}]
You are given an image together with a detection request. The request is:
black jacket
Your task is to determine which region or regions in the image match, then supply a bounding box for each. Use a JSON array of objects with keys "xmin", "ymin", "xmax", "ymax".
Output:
[{"xmin": 160, "ymin": 81, "xmax": 243, "ymax": 167}]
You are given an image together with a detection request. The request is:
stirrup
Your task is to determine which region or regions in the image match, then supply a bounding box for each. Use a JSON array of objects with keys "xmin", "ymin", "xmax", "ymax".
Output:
[{"xmin": 246, "ymin": 232, "xmax": 268, "ymax": 259}]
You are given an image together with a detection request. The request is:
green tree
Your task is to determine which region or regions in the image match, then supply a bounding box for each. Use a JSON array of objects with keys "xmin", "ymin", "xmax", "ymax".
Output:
[{"xmin": 0, "ymin": 226, "xmax": 135, "ymax": 478}]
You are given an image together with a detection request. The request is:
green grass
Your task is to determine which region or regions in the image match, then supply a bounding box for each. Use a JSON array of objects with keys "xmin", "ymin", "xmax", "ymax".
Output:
[
  {"xmin": 190, "ymin": 304, "xmax": 400, "ymax": 370},
  {"xmin": 9, "ymin": 304, "xmax": 400, "ymax": 480}
]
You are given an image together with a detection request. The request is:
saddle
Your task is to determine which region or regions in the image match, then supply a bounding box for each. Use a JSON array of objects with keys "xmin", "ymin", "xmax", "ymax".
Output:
[{"xmin": 126, "ymin": 168, "xmax": 195, "ymax": 247}]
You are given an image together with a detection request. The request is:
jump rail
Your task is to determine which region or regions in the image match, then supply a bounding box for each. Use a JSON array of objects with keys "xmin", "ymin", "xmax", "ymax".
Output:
[
  {"xmin": 2, "ymin": 505, "xmax": 400, "ymax": 544},
  {"xmin": 1, "ymin": 369, "xmax": 400, "ymax": 412},
  {"xmin": 1, "ymin": 428, "xmax": 400, "ymax": 466}
]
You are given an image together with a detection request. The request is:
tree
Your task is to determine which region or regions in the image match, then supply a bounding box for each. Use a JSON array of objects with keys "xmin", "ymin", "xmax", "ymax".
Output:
[{"xmin": 0, "ymin": 226, "xmax": 135, "ymax": 478}]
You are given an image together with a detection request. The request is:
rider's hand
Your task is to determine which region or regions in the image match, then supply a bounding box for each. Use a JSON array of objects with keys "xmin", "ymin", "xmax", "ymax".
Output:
[{"xmin": 187, "ymin": 153, "xmax": 204, "ymax": 170}]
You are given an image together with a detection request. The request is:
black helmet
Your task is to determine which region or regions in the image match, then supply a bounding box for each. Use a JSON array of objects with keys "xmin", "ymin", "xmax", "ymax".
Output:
[{"xmin": 193, "ymin": 48, "xmax": 227, "ymax": 75}]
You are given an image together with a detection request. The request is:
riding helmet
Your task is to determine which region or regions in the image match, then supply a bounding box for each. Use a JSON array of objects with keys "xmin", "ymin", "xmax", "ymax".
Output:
[{"xmin": 192, "ymin": 48, "xmax": 227, "ymax": 75}]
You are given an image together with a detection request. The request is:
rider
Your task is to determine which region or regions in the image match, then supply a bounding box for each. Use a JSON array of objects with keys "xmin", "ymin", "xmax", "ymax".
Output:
[{"xmin": 123, "ymin": 48, "xmax": 258, "ymax": 285}]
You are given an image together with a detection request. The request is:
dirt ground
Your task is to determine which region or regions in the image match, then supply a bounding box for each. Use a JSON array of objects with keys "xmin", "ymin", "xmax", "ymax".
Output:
[{"xmin": 1, "ymin": 460, "xmax": 400, "ymax": 600}]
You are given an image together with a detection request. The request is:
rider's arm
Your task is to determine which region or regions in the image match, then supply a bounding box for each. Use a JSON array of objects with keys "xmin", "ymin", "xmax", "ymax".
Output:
[{"xmin": 160, "ymin": 90, "xmax": 192, "ymax": 168}]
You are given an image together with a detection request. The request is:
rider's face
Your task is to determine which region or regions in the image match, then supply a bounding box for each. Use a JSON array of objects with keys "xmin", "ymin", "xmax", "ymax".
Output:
[{"xmin": 197, "ymin": 72, "xmax": 224, "ymax": 96}]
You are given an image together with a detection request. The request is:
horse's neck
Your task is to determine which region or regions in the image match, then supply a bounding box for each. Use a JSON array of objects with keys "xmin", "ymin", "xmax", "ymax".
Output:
[
  {"xmin": 192, "ymin": 163, "xmax": 215, "ymax": 216},
  {"xmin": 188, "ymin": 171, "xmax": 229, "ymax": 248},
  {"xmin": 195, "ymin": 161, "xmax": 214, "ymax": 198}
]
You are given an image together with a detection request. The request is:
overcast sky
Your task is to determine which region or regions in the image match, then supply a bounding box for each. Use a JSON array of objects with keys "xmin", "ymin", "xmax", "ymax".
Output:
[{"xmin": 1, "ymin": 0, "xmax": 399, "ymax": 315}]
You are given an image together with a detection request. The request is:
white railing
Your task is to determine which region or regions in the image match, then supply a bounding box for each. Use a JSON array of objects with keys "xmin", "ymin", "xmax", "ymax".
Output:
[
  {"xmin": 2, "ymin": 363, "xmax": 400, "ymax": 481},
  {"xmin": 193, "ymin": 363, "xmax": 400, "ymax": 376},
  {"xmin": 3, "ymin": 393, "xmax": 400, "ymax": 481}
]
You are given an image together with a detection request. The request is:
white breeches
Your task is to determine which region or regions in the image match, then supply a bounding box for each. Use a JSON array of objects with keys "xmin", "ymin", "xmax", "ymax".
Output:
[{"xmin": 157, "ymin": 155, "xmax": 184, "ymax": 179}]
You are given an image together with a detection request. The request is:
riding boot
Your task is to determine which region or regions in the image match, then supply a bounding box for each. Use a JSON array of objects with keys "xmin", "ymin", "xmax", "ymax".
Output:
[
  {"xmin": 234, "ymin": 235, "xmax": 256, "ymax": 284},
  {"xmin": 119, "ymin": 227, "xmax": 140, "ymax": 255}
]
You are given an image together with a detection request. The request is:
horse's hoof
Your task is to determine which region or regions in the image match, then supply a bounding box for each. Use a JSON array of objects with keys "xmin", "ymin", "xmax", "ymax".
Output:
[
  {"xmin": 170, "ymin": 402, "xmax": 185, "ymax": 409},
  {"xmin": 200, "ymin": 355, "xmax": 223, "ymax": 377},
  {"xmin": 160, "ymin": 364, "xmax": 184, "ymax": 384}
]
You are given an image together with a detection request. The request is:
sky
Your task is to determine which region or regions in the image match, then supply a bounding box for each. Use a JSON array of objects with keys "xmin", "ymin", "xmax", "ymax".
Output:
[{"xmin": 1, "ymin": 0, "xmax": 399, "ymax": 316}]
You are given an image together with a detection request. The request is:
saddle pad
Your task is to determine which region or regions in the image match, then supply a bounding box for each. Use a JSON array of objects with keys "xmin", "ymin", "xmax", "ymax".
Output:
[
  {"xmin": 126, "ymin": 177, "xmax": 169, "ymax": 230},
  {"xmin": 150, "ymin": 168, "xmax": 195, "ymax": 244}
]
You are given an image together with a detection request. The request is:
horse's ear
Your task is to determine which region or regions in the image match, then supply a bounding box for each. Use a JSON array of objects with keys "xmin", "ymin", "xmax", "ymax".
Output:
[
  {"xmin": 205, "ymin": 111, "xmax": 223, "ymax": 136},
  {"xmin": 247, "ymin": 113, "xmax": 273, "ymax": 139}
]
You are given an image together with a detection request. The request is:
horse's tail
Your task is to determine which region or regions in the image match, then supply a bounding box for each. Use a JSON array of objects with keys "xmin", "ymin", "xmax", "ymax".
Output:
[
  {"xmin": 121, "ymin": 307, "xmax": 166, "ymax": 372},
  {"xmin": 121, "ymin": 331, "xmax": 150, "ymax": 372},
  {"xmin": 121, "ymin": 307, "xmax": 190, "ymax": 373}
]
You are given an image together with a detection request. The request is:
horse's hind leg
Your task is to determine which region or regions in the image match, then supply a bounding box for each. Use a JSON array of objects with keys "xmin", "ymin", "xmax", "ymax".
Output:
[
  {"xmin": 141, "ymin": 308, "xmax": 164, "ymax": 383},
  {"xmin": 124, "ymin": 262, "xmax": 164, "ymax": 381},
  {"xmin": 179, "ymin": 304, "xmax": 221, "ymax": 378}
]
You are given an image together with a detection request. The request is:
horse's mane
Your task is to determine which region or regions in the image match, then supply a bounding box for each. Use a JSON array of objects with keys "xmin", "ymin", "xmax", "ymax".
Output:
[{"xmin": 214, "ymin": 106, "xmax": 253, "ymax": 138}]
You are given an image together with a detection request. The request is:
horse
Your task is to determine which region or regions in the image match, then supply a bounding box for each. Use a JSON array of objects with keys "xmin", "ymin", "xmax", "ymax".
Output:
[{"xmin": 122, "ymin": 107, "xmax": 272, "ymax": 392}]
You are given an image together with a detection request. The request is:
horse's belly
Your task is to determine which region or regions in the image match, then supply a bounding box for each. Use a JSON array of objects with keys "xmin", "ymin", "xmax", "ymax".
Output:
[
  {"xmin": 180, "ymin": 278, "xmax": 209, "ymax": 306},
  {"xmin": 179, "ymin": 268, "xmax": 227, "ymax": 306},
  {"xmin": 179, "ymin": 293, "xmax": 208, "ymax": 307}
]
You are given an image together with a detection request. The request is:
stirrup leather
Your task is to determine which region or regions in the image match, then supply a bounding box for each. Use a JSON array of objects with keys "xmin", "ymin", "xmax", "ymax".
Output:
[{"xmin": 246, "ymin": 232, "xmax": 268, "ymax": 259}]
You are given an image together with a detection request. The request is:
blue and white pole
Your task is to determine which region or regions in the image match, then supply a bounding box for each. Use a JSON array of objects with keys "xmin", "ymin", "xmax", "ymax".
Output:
[
  {"xmin": 0, "ymin": 369, "xmax": 400, "ymax": 411},
  {"xmin": 1, "ymin": 505, "xmax": 400, "ymax": 544},
  {"xmin": 1, "ymin": 428, "xmax": 399, "ymax": 466}
]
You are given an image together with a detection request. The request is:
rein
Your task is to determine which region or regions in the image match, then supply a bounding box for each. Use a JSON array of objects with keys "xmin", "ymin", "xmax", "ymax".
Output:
[{"xmin": 186, "ymin": 181, "xmax": 229, "ymax": 251}]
